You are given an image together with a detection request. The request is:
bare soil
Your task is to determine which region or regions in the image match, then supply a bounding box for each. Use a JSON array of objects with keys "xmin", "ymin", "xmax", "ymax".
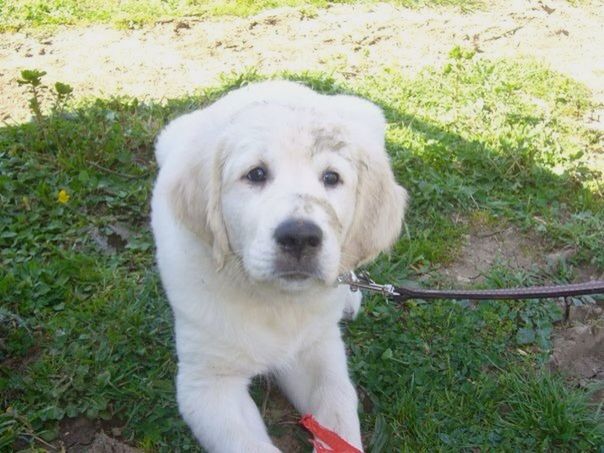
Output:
[
  {"xmin": 441, "ymin": 215, "xmax": 604, "ymax": 404},
  {"xmin": 549, "ymin": 306, "xmax": 604, "ymax": 404},
  {"xmin": 441, "ymin": 223, "xmax": 546, "ymax": 284},
  {"xmin": 550, "ymin": 315, "xmax": 604, "ymax": 380},
  {"xmin": 58, "ymin": 417, "xmax": 140, "ymax": 453},
  {"xmin": 88, "ymin": 433, "xmax": 141, "ymax": 453},
  {"xmin": 1, "ymin": 0, "xmax": 603, "ymax": 124},
  {"xmin": 262, "ymin": 386, "xmax": 309, "ymax": 452}
]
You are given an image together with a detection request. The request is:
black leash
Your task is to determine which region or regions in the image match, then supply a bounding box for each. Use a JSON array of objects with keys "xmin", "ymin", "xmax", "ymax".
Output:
[{"xmin": 338, "ymin": 271, "xmax": 604, "ymax": 302}]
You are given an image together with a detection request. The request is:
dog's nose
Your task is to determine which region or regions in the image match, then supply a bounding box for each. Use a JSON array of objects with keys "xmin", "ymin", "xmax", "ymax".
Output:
[{"xmin": 274, "ymin": 219, "xmax": 323, "ymax": 260}]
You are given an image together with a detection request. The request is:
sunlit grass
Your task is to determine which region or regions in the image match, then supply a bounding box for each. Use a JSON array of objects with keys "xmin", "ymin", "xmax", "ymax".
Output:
[{"xmin": 0, "ymin": 0, "xmax": 482, "ymax": 31}]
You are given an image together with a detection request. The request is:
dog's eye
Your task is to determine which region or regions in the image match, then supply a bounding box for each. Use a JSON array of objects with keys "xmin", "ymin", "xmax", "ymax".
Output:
[
  {"xmin": 247, "ymin": 167, "xmax": 268, "ymax": 183},
  {"xmin": 322, "ymin": 170, "xmax": 340, "ymax": 187}
]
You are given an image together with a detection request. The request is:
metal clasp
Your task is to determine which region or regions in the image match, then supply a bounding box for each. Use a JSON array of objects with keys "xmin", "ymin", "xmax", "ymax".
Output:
[{"xmin": 337, "ymin": 270, "xmax": 399, "ymax": 297}]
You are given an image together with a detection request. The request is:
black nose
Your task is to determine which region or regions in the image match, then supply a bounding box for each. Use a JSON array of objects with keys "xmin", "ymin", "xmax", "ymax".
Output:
[{"xmin": 274, "ymin": 219, "xmax": 323, "ymax": 260}]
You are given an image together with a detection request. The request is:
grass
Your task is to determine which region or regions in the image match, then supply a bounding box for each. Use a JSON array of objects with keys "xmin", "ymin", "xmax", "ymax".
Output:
[
  {"xmin": 1, "ymin": 52, "xmax": 603, "ymax": 451},
  {"xmin": 0, "ymin": 0, "xmax": 483, "ymax": 31}
]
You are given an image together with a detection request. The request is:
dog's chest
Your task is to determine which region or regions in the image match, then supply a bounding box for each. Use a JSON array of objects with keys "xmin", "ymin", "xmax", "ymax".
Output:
[
  {"xmin": 225, "ymin": 303, "xmax": 330, "ymax": 368},
  {"xmin": 182, "ymin": 297, "xmax": 335, "ymax": 378}
]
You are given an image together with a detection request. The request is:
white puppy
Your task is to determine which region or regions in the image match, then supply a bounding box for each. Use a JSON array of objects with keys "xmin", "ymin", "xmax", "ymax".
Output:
[{"xmin": 151, "ymin": 81, "xmax": 407, "ymax": 452}]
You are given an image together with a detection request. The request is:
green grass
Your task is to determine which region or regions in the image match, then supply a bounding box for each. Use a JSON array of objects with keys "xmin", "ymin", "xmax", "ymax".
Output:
[
  {"xmin": 1, "ymin": 53, "xmax": 603, "ymax": 451},
  {"xmin": 0, "ymin": 0, "xmax": 482, "ymax": 31}
]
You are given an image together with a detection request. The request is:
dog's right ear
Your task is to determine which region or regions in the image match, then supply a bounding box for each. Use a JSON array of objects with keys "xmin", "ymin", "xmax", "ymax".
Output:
[
  {"xmin": 332, "ymin": 96, "xmax": 408, "ymax": 271},
  {"xmin": 155, "ymin": 113, "xmax": 230, "ymax": 268}
]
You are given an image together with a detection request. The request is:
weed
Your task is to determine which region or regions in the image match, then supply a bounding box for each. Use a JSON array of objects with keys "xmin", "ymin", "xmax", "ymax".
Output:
[
  {"xmin": 15, "ymin": 69, "xmax": 74, "ymax": 154},
  {"xmin": 16, "ymin": 70, "xmax": 47, "ymax": 124}
]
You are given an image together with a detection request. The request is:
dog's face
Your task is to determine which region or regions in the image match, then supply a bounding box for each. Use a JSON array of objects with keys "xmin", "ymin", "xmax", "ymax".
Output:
[
  {"xmin": 168, "ymin": 85, "xmax": 407, "ymax": 291},
  {"xmin": 219, "ymin": 105, "xmax": 358, "ymax": 290}
]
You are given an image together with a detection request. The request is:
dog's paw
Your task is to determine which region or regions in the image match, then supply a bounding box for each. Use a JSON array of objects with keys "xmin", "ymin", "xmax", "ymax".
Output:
[{"xmin": 342, "ymin": 288, "xmax": 362, "ymax": 320}]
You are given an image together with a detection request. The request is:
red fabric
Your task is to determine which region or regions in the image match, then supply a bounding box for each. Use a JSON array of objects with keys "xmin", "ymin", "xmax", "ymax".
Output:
[{"xmin": 300, "ymin": 414, "xmax": 362, "ymax": 453}]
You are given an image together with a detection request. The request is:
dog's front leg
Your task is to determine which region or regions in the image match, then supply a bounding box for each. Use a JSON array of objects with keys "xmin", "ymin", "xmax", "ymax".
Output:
[
  {"xmin": 177, "ymin": 370, "xmax": 281, "ymax": 453},
  {"xmin": 275, "ymin": 327, "xmax": 363, "ymax": 451}
]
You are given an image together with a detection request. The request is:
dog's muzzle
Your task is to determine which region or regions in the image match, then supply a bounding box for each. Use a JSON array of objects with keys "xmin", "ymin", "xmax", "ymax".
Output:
[{"xmin": 273, "ymin": 218, "xmax": 323, "ymax": 280}]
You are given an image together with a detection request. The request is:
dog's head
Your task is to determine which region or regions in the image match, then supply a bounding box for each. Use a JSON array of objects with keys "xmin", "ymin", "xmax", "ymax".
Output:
[{"xmin": 159, "ymin": 82, "xmax": 407, "ymax": 291}]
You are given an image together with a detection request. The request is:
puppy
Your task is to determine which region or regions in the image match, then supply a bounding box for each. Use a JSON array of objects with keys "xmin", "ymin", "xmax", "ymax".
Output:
[{"xmin": 151, "ymin": 81, "xmax": 407, "ymax": 452}]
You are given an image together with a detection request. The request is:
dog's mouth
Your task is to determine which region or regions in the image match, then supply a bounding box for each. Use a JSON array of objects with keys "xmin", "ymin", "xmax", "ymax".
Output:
[
  {"xmin": 275, "ymin": 271, "xmax": 318, "ymax": 281},
  {"xmin": 272, "ymin": 269, "xmax": 326, "ymax": 292},
  {"xmin": 272, "ymin": 255, "xmax": 323, "ymax": 283}
]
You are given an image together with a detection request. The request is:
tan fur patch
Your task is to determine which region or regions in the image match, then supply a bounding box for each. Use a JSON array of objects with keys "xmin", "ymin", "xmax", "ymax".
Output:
[{"xmin": 298, "ymin": 194, "xmax": 343, "ymax": 235}]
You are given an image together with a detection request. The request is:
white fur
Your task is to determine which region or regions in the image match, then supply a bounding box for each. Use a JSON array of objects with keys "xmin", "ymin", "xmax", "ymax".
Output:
[{"xmin": 151, "ymin": 81, "xmax": 407, "ymax": 452}]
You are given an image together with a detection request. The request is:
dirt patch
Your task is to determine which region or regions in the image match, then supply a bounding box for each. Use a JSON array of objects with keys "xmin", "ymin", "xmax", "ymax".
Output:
[
  {"xmin": 259, "ymin": 380, "xmax": 310, "ymax": 452},
  {"xmin": 441, "ymin": 218, "xmax": 604, "ymax": 399},
  {"xmin": 89, "ymin": 223, "xmax": 133, "ymax": 254},
  {"xmin": 549, "ymin": 308, "xmax": 604, "ymax": 404},
  {"xmin": 57, "ymin": 417, "xmax": 138, "ymax": 453},
  {"xmin": 59, "ymin": 417, "xmax": 97, "ymax": 451},
  {"xmin": 1, "ymin": 342, "xmax": 42, "ymax": 373},
  {"xmin": 87, "ymin": 433, "xmax": 141, "ymax": 453},
  {"xmin": 550, "ymin": 320, "xmax": 604, "ymax": 380},
  {"xmin": 438, "ymin": 216, "xmax": 603, "ymax": 285},
  {"xmin": 441, "ymin": 222, "xmax": 545, "ymax": 284},
  {"xmin": 1, "ymin": 1, "xmax": 603, "ymax": 123}
]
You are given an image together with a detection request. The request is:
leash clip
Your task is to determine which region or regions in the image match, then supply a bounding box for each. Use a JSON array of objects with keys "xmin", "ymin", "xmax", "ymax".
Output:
[{"xmin": 337, "ymin": 270, "xmax": 399, "ymax": 297}]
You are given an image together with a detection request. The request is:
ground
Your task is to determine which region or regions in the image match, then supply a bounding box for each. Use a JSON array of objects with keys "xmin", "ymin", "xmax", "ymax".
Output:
[
  {"xmin": 1, "ymin": 0, "xmax": 603, "ymax": 451},
  {"xmin": 1, "ymin": 1, "xmax": 603, "ymax": 124}
]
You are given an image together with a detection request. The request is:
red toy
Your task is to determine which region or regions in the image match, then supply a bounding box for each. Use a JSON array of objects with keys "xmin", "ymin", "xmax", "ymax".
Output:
[{"xmin": 300, "ymin": 414, "xmax": 362, "ymax": 453}]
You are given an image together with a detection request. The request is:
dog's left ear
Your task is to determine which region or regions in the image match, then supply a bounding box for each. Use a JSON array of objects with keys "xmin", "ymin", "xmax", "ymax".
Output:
[
  {"xmin": 168, "ymin": 150, "xmax": 230, "ymax": 268},
  {"xmin": 334, "ymin": 96, "xmax": 408, "ymax": 271},
  {"xmin": 156, "ymin": 111, "xmax": 231, "ymax": 268}
]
